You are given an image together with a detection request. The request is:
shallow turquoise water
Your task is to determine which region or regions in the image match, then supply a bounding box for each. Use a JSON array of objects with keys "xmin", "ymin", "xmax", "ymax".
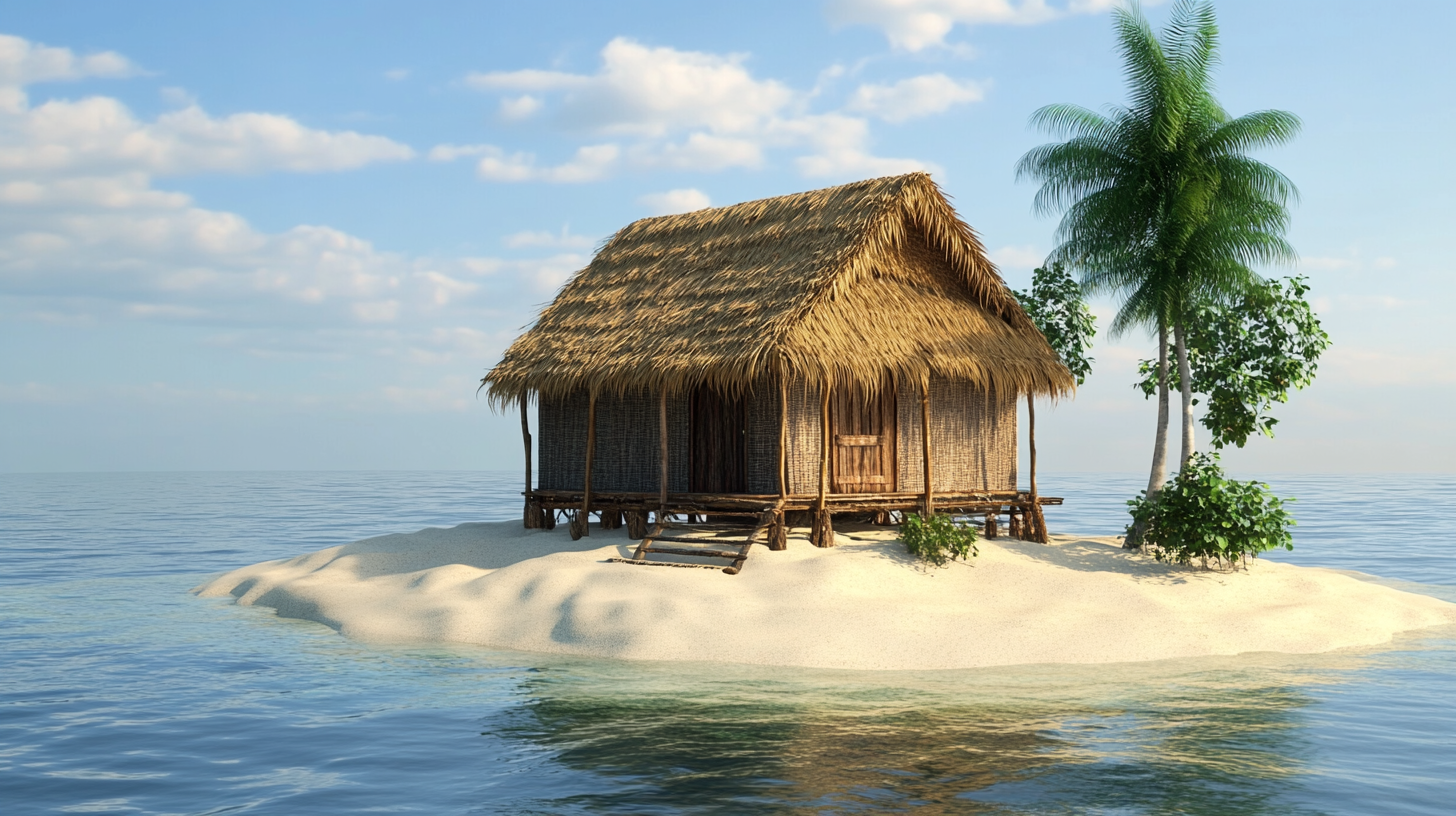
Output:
[{"xmin": 1, "ymin": 471, "xmax": 1453, "ymax": 815}]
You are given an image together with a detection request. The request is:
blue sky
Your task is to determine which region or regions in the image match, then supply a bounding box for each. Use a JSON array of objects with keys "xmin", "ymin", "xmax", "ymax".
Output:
[{"xmin": 2, "ymin": 0, "xmax": 1453, "ymax": 474}]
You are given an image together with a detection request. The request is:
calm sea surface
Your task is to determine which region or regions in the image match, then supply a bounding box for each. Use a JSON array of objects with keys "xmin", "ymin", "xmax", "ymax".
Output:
[{"xmin": 1, "ymin": 471, "xmax": 1453, "ymax": 815}]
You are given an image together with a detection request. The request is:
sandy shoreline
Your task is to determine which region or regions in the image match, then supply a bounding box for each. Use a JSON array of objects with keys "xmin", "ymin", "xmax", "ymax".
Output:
[{"xmin": 194, "ymin": 521, "xmax": 1456, "ymax": 671}]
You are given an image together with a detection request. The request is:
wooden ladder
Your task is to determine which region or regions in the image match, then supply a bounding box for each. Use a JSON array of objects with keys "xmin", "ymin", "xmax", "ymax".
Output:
[{"xmin": 606, "ymin": 510, "xmax": 775, "ymax": 575}]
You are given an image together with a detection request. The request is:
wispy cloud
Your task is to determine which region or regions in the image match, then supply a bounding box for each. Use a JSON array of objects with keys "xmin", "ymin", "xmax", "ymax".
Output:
[
  {"xmin": 638, "ymin": 188, "xmax": 711, "ymax": 215},
  {"xmin": 824, "ymin": 0, "xmax": 1142, "ymax": 52},
  {"xmin": 989, "ymin": 244, "xmax": 1046, "ymax": 271},
  {"xmin": 503, "ymin": 226, "xmax": 596, "ymax": 249},
  {"xmin": 449, "ymin": 37, "xmax": 940, "ymax": 183},
  {"xmin": 847, "ymin": 74, "xmax": 988, "ymax": 122}
]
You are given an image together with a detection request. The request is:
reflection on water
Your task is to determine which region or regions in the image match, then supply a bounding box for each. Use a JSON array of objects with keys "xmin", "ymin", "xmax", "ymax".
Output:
[{"xmin": 487, "ymin": 652, "xmax": 1408, "ymax": 815}]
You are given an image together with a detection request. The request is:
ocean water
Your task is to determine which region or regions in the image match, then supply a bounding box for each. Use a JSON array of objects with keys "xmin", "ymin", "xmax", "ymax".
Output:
[{"xmin": 1, "ymin": 471, "xmax": 1453, "ymax": 815}]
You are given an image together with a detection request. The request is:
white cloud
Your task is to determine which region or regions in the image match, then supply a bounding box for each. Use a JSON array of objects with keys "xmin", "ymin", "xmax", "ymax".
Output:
[
  {"xmin": 847, "ymin": 74, "xmax": 988, "ymax": 122},
  {"xmin": 427, "ymin": 143, "xmax": 492, "ymax": 162},
  {"xmin": 638, "ymin": 188, "xmax": 712, "ymax": 215},
  {"xmin": 0, "ymin": 98, "xmax": 414, "ymax": 176},
  {"xmin": 459, "ymin": 37, "xmax": 939, "ymax": 182},
  {"xmin": 431, "ymin": 142, "xmax": 620, "ymax": 183},
  {"xmin": 383, "ymin": 68, "xmax": 411, "ymax": 82},
  {"xmin": 825, "ymin": 0, "xmax": 1129, "ymax": 51},
  {"xmin": 779, "ymin": 114, "xmax": 935, "ymax": 177},
  {"xmin": 0, "ymin": 172, "xmax": 189, "ymax": 208},
  {"xmin": 498, "ymin": 94, "xmax": 542, "ymax": 121},
  {"xmin": 465, "ymin": 68, "xmax": 590, "ymax": 93},
  {"xmin": 503, "ymin": 226, "xmax": 595, "ymax": 250},
  {"xmin": 1299, "ymin": 251, "xmax": 1398, "ymax": 274},
  {"xmin": 639, "ymin": 133, "xmax": 763, "ymax": 171},
  {"xmin": 467, "ymin": 38, "xmax": 793, "ymax": 138},
  {"xmin": 475, "ymin": 143, "xmax": 620, "ymax": 183},
  {"xmin": 0, "ymin": 33, "xmax": 137, "ymax": 88},
  {"xmin": 495, "ymin": 252, "xmax": 589, "ymax": 295},
  {"xmin": 0, "ymin": 180, "xmax": 578, "ymax": 333},
  {"xmin": 989, "ymin": 244, "xmax": 1047, "ymax": 270},
  {"xmin": 0, "ymin": 34, "xmax": 413, "ymax": 176},
  {"xmin": 0, "ymin": 33, "xmax": 573, "ymax": 342},
  {"xmin": 160, "ymin": 86, "xmax": 196, "ymax": 107}
]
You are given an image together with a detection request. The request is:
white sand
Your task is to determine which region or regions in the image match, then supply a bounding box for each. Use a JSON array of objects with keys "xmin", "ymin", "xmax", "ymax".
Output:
[{"xmin": 193, "ymin": 521, "xmax": 1456, "ymax": 670}]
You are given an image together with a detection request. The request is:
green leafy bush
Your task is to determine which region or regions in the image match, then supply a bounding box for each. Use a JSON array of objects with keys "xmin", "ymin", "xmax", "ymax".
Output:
[
  {"xmin": 1127, "ymin": 453, "xmax": 1295, "ymax": 569},
  {"xmin": 900, "ymin": 513, "xmax": 979, "ymax": 568},
  {"xmin": 1134, "ymin": 276, "xmax": 1330, "ymax": 449},
  {"xmin": 1013, "ymin": 262, "xmax": 1097, "ymax": 386}
]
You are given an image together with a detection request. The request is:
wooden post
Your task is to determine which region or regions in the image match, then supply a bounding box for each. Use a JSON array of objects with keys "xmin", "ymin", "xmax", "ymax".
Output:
[
  {"xmin": 777, "ymin": 374, "xmax": 788, "ymax": 499},
  {"xmin": 920, "ymin": 377, "xmax": 933, "ymax": 519},
  {"xmin": 520, "ymin": 396, "xmax": 536, "ymax": 529},
  {"xmin": 1028, "ymin": 392, "xmax": 1048, "ymax": 543},
  {"xmin": 572, "ymin": 391, "xmax": 598, "ymax": 540},
  {"xmin": 819, "ymin": 384, "xmax": 830, "ymax": 505},
  {"xmin": 813, "ymin": 382, "xmax": 833, "ymax": 547},
  {"xmin": 773, "ymin": 374, "xmax": 791, "ymax": 551},
  {"xmin": 599, "ymin": 508, "xmax": 622, "ymax": 529},
  {"xmin": 658, "ymin": 388, "xmax": 669, "ymax": 523},
  {"xmin": 625, "ymin": 510, "xmax": 648, "ymax": 540}
]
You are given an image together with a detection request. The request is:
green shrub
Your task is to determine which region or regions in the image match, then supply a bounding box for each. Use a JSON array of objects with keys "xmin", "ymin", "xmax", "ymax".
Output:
[
  {"xmin": 900, "ymin": 512, "xmax": 979, "ymax": 568},
  {"xmin": 1127, "ymin": 452, "xmax": 1295, "ymax": 569}
]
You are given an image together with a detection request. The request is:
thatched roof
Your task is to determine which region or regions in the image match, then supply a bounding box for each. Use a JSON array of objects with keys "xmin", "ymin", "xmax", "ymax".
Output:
[{"xmin": 483, "ymin": 172, "xmax": 1073, "ymax": 405}]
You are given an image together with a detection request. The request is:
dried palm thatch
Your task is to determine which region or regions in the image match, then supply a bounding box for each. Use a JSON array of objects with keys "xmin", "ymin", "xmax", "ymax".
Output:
[{"xmin": 483, "ymin": 172, "xmax": 1074, "ymax": 405}]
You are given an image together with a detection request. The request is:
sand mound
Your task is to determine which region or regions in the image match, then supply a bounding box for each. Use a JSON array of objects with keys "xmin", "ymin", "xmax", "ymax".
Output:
[{"xmin": 194, "ymin": 522, "xmax": 1456, "ymax": 670}]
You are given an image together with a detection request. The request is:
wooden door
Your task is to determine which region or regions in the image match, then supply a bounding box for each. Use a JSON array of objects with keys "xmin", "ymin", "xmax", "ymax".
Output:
[
  {"xmin": 689, "ymin": 386, "xmax": 747, "ymax": 494},
  {"xmin": 831, "ymin": 384, "xmax": 897, "ymax": 493}
]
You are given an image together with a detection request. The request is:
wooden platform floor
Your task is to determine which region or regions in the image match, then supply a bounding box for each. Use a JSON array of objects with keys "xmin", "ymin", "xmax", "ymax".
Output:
[{"xmin": 528, "ymin": 488, "xmax": 1060, "ymax": 516}]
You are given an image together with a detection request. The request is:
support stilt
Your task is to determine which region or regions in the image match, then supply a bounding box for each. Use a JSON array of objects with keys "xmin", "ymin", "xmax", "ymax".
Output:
[
  {"xmin": 521, "ymin": 397, "xmax": 538, "ymax": 528},
  {"xmin": 813, "ymin": 384, "xmax": 833, "ymax": 547},
  {"xmin": 626, "ymin": 510, "xmax": 649, "ymax": 540},
  {"xmin": 572, "ymin": 391, "xmax": 598, "ymax": 540},
  {"xmin": 920, "ymin": 377, "xmax": 934, "ymax": 520},
  {"xmin": 1028, "ymin": 393, "xmax": 1049, "ymax": 544}
]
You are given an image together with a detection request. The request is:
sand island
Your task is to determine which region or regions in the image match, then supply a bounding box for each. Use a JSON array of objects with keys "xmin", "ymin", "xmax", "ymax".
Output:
[
  {"xmin": 197, "ymin": 176, "xmax": 1455, "ymax": 669},
  {"xmin": 195, "ymin": 521, "xmax": 1456, "ymax": 671}
]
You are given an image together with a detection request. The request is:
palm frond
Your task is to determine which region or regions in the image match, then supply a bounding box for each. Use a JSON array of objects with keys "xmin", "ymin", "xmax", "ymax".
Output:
[{"xmin": 1018, "ymin": 0, "xmax": 1299, "ymax": 346}]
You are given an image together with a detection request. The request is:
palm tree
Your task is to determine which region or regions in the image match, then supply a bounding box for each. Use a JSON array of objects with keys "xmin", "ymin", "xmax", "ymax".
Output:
[{"xmin": 1017, "ymin": 0, "xmax": 1298, "ymax": 512}]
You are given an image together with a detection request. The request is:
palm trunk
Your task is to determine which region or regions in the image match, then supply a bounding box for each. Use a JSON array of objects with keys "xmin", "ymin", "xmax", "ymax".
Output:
[
  {"xmin": 1129, "ymin": 322, "xmax": 1171, "ymax": 550},
  {"xmin": 1148, "ymin": 323, "xmax": 1171, "ymax": 495},
  {"xmin": 1174, "ymin": 321, "xmax": 1194, "ymax": 468}
]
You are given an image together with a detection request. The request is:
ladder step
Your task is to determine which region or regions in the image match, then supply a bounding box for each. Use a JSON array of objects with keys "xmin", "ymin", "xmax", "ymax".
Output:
[
  {"xmin": 640, "ymin": 546, "xmax": 744, "ymax": 559},
  {"xmin": 651, "ymin": 534, "xmax": 748, "ymax": 545},
  {"xmin": 605, "ymin": 558, "xmax": 725, "ymax": 570}
]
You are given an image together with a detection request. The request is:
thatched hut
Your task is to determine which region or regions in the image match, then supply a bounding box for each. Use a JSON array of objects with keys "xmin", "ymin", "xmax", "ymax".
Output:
[{"xmin": 483, "ymin": 172, "xmax": 1073, "ymax": 551}]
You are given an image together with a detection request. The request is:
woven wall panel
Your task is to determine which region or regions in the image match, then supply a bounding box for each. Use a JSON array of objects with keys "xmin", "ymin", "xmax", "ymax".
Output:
[
  {"xmin": 896, "ymin": 379, "xmax": 923, "ymax": 493},
  {"xmin": 539, "ymin": 391, "xmax": 588, "ymax": 491},
  {"xmin": 594, "ymin": 389, "xmax": 659, "ymax": 492},
  {"xmin": 744, "ymin": 380, "xmax": 782, "ymax": 494},
  {"xmin": 540, "ymin": 376, "xmax": 1015, "ymax": 495},
  {"xmin": 896, "ymin": 377, "xmax": 1018, "ymax": 492},
  {"xmin": 538, "ymin": 389, "xmax": 688, "ymax": 492},
  {"xmin": 785, "ymin": 378, "xmax": 824, "ymax": 494}
]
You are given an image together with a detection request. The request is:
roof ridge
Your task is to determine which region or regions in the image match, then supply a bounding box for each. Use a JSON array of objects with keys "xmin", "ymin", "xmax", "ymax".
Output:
[{"xmin": 762, "ymin": 176, "xmax": 917, "ymax": 377}]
